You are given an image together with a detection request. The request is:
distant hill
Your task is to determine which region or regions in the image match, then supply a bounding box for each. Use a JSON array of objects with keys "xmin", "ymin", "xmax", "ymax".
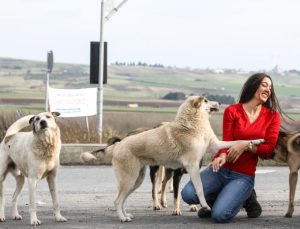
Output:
[{"xmin": 1, "ymin": 57, "xmax": 300, "ymax": 111}]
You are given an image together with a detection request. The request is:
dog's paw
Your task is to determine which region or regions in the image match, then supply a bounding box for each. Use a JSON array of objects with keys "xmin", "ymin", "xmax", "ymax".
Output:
[
  {"xmin": 153, "ymin": 203, "xmax": 162, "ymax": 210},
  {"xmin": 252, "ymin": 139, "xmax": 265, "ymax": 145},
  {"xmin": 172, "ymin": 209, "xmax": 181, "ymax": 216},
  {"xmin": 120, "ymin": 216, "xmax": 132, "ymax": 222},
  {"xmin": 160, "ymin": 200, "xmax": 167, "ymax": 208},
  {"xmin": 13, "ymin": 214, "xmax": 22, "ymax": 220},
  {"xmin": 55, "ymin": 214, "xmax": 67, "ymax": 222},
  {"xmin": 31, "ymin": 219, "xmax": 42, "ymax": 226},
  {"xmin": 285, "ymin": 210, "xmax": 293, "ymax": 218},
  {"xmin": 125, "ymin": 213, "xmax": 134, "ymax": 220},
  {"xmin": 189, "ymin": 204, "xmax": 198, "ymax": 212}
]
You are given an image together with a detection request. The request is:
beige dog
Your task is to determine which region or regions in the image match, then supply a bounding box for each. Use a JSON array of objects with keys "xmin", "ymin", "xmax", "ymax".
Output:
[
  {"xmin": 81, "ymin": 96, "xmax": 264, "ymax": 222},
  {"xmin": 0, "ymin": 112, "xmax": 67, "ymax": 226},
  {"xmin": 273, "ymin": 130, "xmax": 300, "ymax": 217}
]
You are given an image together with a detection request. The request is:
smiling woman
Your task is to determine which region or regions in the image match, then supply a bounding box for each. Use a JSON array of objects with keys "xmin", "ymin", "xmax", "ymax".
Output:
[{"xmin": 181, "ymin": 73, "xmax": 282, "ymax": 223}]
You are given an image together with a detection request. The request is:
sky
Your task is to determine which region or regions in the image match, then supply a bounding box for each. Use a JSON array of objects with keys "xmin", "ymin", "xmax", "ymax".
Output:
[{"xmin": 0, "ymin": 0, "xmax": 300, "ymax": 71}]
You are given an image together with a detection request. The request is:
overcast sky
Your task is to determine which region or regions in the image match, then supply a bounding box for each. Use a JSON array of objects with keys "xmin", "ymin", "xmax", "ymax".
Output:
[{"xmin": 0, "ymin": 0, "xmax": 300, "ymax": 71}]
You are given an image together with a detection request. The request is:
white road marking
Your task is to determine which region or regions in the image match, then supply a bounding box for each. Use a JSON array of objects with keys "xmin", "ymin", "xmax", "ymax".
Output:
[{"xmin": 255, "ymin": 169, "xmax": 276, "ymax": 174}]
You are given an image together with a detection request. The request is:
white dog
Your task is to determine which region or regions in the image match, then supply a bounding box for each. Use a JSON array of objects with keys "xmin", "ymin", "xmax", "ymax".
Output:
[
  {"xmin": 0, "ymin": 112, "xmax": 67, "ymax": 226},
  {"xmin": 81, "ymin": 96, "xmax": 264, "ymax": 222}
]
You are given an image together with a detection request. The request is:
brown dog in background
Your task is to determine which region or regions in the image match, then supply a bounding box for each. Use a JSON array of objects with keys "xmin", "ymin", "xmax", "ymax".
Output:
[{"xmin": 273, "ymin": 130, "xmax": 300, "ymax": 217}]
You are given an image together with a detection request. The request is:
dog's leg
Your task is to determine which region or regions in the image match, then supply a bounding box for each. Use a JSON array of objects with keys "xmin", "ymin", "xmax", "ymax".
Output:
[
  {"xmin": 11, "ymin": 174, "xmax": 25, "ymax": 220},
  {"xmin": 285, "ymin": 167, "xmax": 298, "ymax": 217},
  {"xmin": 113, "ymin": 162, "xmax": 143, "ymax": 222},
  {"xmin": 157, "ymin": 166, "xmax": 165, "ymax": 193},
  {"xmin": 172, "ymin": 169, "xmax": 183, "ymax": 216},
  {"xmin": 209, "ymin": 139, "xmax": 265, "ymax": 154},
  {"xmin": 185, "ymin": 164, "xmax": 210, "ymax": 213},
  {"xmin": 121, "ymin": 166, "xmax": 146, "ymax": 219},
  {"xmin": 150, "ymin": 166, "xmax": 161, "ymax": 210},
  {"xmin": 0, "ymin": 158, "xmax": 9, "ymax": 222},
  {"xmin": 46, "ymin": 173, "xmax": 67, "ymax": 222},
  {"xmin": 0, "ymin": 174, "xmax": 7, "ymax": 222},
  {"xmin": 168, "ymin": 175, "xmax": 174, "ymax": 193},
  {"xmin": 160, "ymin": 168, "xmax": 173, "ymax": 208},
  {"xmin": 28, "ymin": 177, "xmax": 41, "ymax": 226}
]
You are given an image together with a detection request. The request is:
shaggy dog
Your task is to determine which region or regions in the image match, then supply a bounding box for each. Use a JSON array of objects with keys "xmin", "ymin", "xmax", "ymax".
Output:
[
  {"xmin": 81, "ymin": 96, "xmax": 264, "ymax": 222},
  {"xmin": 273, "ymin": 130, "xmax": 300, "ymax": 217},
  {"xmin": 0, "ymin": 112, "xmax": 67, "ymax": 226}
]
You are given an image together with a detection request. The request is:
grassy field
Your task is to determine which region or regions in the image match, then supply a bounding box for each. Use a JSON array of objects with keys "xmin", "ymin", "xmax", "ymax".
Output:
[{"xmin": 1, "ymin": 57, "xmax": 300, "ymax": 143}]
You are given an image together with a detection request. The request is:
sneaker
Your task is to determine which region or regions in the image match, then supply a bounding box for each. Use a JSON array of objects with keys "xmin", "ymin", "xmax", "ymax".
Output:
[
  {"xmin": 244, "ymin": 189, "xmax": 262, "ymax": 218},
  {"xmin": 197, "ymin": 207, "xmax": 211, "ymax": 218}
]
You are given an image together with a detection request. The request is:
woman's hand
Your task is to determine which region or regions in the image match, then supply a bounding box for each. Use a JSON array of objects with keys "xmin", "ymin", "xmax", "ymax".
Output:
[
  {"xmin": 211, "ymin": 153, "xmax": 226, "ymax": 172},
  {"xmin": 226, "ymin": 142, "xmax": 248, "ymax": 163}
]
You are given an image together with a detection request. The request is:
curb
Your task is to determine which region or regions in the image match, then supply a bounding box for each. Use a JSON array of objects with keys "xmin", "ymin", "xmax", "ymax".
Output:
[{"xmin": 60, "ymin": 144, "xmax": 279, "ymax": 166}]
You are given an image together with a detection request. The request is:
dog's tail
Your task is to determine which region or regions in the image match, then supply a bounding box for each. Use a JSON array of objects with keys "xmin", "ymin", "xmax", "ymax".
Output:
[
  {"xmin": 3, "ymin": 115, "xmax": 34, "ymax": 143},
  {"xmin": 80, "ymin": 136, "xmax": 121, "ymax": 164}
]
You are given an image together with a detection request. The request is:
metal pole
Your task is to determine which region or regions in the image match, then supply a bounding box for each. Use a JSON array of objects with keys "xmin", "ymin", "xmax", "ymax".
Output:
[
  {"xmin": 97, "ymin": 0, "xmax": 105, "ymax": 143},
  {"xmin": 46, "ymin": 50, "xmax": 53, "ymax": 112},
  {"xmin": 45, "ymin": 72, "xmax": 50, "ymax": 111}
]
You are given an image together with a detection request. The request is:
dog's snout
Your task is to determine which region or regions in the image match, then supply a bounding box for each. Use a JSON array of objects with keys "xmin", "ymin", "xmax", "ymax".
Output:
[
  {"xmin": 218, "ymin": 102, "xmax": 221, "ymax": 106},
  {"xmin": 40, "ymin": 120, "xmax": 48, "ymax": 129}
]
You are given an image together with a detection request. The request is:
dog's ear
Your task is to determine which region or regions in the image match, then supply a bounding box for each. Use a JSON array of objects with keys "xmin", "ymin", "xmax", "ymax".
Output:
[
  {"xmin": 51, "ymin": 112, "xmax": 60, "ymax": 117},
  {"xmin": 192, "ymin": 96, "xmax": 204, "ymax": 108},
  {"xmin": 29, "ymin": 116, "xmax": 35, "ymax": 125},
  {"xmin": 296, "ymin": 136, "xmax": 300, "ymax": 145},
  {"xmin": 291, "ymin": 134, "xmax": 300, "ymax": 150}
]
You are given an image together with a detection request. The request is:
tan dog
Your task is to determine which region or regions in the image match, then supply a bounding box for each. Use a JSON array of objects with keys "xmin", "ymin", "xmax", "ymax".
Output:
[
  {"xmin": 273, "ymin": 130, "xmax": 300, "ymax": 217},
  {"xmin": 0, "ymin": 112, "xmax": 67, "ymax": 226},
  {"xmin": 82, "ymin": 96, "xmax": 264, "ymax": 222}
]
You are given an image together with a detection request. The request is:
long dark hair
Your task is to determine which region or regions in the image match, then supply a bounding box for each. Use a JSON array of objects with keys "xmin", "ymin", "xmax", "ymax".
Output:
[
  {"xmin": 239, "ymin": 73, "xmax": 292, "ymax": 124},
  {"xmin": 239, "ymin": 73, "xmax": 280, "ymax": 112}
]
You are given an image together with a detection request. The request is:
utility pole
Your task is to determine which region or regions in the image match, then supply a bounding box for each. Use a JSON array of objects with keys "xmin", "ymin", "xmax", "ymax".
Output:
[
  {"xmin": 96, "ymin": 0, "xmax": 128, "ymax": 143},
  {"xmin": 97, "ymin": 0, "xmax": 105, "ymax": 143},
  {"xmin": 45, "ymin": 50, "xmax": 53, "ymax": 112}
]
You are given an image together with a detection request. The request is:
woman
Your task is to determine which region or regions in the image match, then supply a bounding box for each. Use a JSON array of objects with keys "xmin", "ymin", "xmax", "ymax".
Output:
[{"xmin": 181, "ymin": 73, "xmax": 282, "ymax": 223}]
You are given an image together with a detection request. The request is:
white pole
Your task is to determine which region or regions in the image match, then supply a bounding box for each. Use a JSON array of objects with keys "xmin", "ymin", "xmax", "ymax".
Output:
[
  {"xmin": 45, "ymin": 72, "xmax": 50, "ymax": 112},
  {"xmin": 86, "ymin": 116, "xmax": 90, "ymax": 136},
  {"xmin": 45, "ymin": 50, "xmax": 53, "ymax": 112},
  {"xmin": 97, "ymin": 0, "xmax": 105, "ymax": 143}
]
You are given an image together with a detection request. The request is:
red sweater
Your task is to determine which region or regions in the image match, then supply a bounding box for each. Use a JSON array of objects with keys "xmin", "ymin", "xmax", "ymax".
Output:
[{"xmin": 214, "ymin": 103, "xmax": 281, "ymax": 176}]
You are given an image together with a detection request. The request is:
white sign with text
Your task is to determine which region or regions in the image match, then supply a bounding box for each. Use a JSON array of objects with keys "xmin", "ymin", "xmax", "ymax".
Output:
[{"xmin": 49, "ymin": 87, "xmax": 97, "ymax": 117}]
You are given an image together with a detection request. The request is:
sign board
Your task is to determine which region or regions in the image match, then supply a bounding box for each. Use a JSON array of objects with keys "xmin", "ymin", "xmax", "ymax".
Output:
[{"xmin": 49, "ymin": 87, "xmax": 97, "ymax": 117}]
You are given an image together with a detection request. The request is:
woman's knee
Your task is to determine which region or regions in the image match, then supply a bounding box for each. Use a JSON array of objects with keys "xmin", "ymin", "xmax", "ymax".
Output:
[{"xmin": 211, "ymin": 209, "xmax": 232, "ymax": 223}]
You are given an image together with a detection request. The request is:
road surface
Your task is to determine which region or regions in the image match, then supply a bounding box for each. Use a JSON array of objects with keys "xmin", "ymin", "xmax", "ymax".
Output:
[{"xmin": 1, "ymin": 166, "xmax": 300, "ymax": 229}]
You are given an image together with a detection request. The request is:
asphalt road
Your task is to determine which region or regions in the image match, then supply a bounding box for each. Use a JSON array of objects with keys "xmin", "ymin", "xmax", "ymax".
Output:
[{"xmin": 1, "ymin": 165, "xmax": 300, "ymax": 229}]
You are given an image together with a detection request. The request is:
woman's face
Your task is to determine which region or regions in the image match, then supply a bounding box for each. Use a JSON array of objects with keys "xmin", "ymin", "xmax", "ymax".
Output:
[{"xmin": 254, "ymin": 77, "xmax": 272, "ymax": 103}]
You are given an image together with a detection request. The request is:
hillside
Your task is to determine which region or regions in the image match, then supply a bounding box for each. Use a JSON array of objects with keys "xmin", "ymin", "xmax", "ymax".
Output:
[{"xmin": 1, "ymin": 57, "xmax": 300, "ymax": 112}]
